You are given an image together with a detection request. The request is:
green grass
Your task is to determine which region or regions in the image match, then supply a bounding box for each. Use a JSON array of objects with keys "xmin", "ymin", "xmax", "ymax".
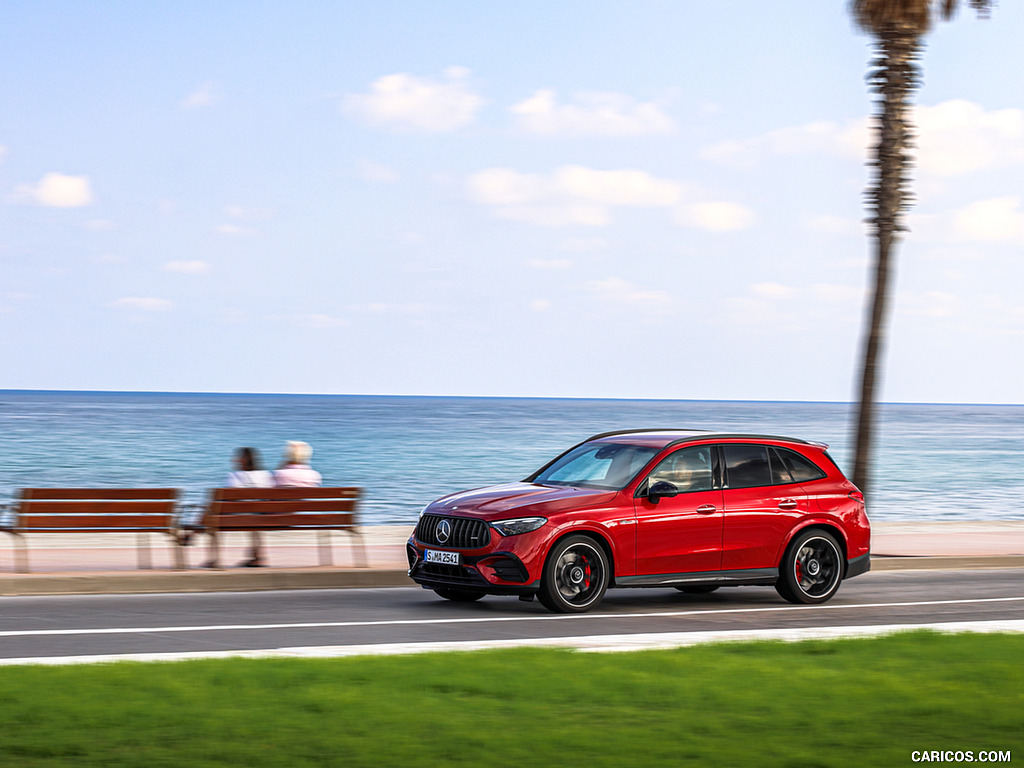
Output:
[{"xmin": 1, "ymin": 631, "xmax": 1021, "ymax": 767}]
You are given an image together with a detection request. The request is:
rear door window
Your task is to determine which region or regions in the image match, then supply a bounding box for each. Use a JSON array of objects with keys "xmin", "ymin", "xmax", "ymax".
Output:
[{"xmin": 722, "ymin": 444, "xmax": 772, "ymax": 489}]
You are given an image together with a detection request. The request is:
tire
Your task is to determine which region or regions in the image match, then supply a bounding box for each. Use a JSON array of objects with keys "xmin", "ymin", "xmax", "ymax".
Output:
[
  {"xmin": 674, "ymin": 585, "xmax": 720, "ymax": 594},
  {"xmin": 775, "ymin": 529, "xmax": 844, "ymax": 604},
  {"xmin": 433, "ymin": 587, "xmax": 485, "ymax": 603},
  {"xmin": 538, "ymin": 535, "xmax": 609, "ymax": 613}
]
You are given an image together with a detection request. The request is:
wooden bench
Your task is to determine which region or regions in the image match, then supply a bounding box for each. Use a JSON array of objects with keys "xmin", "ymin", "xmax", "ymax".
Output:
[
  {"xmin": 200, "ymin": 487, "xmax": 366, "ymax": 569},
  {"xmin": 2, "ymin": 488, "xmax": 183, "ymax": 572}
]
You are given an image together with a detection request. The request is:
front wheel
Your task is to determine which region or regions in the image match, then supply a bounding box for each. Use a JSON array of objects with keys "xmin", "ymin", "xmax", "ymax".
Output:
[
  {"xmin": 433, "ymin": 587, "xmax": 485, "ymax": 603},
  {"xmin": 775, "ymin": 529, "xmax": 843, "ymax": 604},
  {"xmin": 538, "ymin": 535, "xmax": 609, "ymax": 613}
]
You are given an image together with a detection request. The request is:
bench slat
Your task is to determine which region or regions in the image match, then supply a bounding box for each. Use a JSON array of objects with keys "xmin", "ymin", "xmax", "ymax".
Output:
[
  {"xmin": 20, "ymin": 488, "xmax": 178, "ymax": 501},
  {"xmin": 19, "ymin": 501, "xmax": 177, "ymax": 516},
  {"xmin": 20, "ymin": 516, "xmax": 174, "ymax": 531},
  {"xmin": 210, "ymin": 500, "xmax": 356, "ymax": 515},
  {"xmin": 211, "ymin": 487, "xmax": 359, "ymax": 501},
  {"xmin": 214, "ymin": 513, "xmax": 357, "ymax": 530}
]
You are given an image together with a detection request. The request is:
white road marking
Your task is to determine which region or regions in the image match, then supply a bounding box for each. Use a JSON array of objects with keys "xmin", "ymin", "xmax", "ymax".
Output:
[
  {"xmin": 2, "ymin": 619, "xmax": 1023, "ymax": 666},
  {"xmin": 1, "ymin": 595, "xmax": 1023, "ymax": 638}
]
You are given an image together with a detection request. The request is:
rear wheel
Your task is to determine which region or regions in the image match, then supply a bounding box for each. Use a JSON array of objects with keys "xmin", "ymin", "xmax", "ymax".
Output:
[
  {"xmin": 775, "ymin": 529, "xmax": 843, "ymax": 604},
  {"xmin": 538, "ymin": 535, "xmax": 609, "ymax": 613},
  {"xmin": 433, "ymin": 587, "xmax": 485, "ymax": 603}
]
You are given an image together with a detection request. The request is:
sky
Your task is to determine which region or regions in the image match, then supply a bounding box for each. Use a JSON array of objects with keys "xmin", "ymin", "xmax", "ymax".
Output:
[{"xmin": 2, "ymin": 1, "xmax": 1022, "ymax": 403}]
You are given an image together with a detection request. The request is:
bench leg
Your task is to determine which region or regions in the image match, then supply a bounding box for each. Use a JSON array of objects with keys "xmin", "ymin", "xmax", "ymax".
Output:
[
  {"xmin": 3, "ymin": 532, "xmax": 30, "ymax": 573},
  {"xmin": 206, "ymin": 529, "xmax": 221, "ymax": 569},
  {"xmin": 136, "ymin": 532, "xmax": 153, "ymax": 569},
  {"xmin": 170, "ymin": 532, "xmax": 185, "ymax": 570},
  {"xmin": 348, "ymin": 529, "xmax": 368, "ymax": 568},
  {"xmin": 317, "ymin": 531, "xmax": 333, "ymax": 567}
]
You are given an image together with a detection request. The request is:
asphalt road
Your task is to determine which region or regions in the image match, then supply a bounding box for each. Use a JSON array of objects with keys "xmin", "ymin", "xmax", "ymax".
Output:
[{"xmin": 1, "ymin": 568, "xmax": 1023, "ymax": 663}]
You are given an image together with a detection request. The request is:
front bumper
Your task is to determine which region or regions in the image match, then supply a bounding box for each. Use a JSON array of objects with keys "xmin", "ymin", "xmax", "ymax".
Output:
[{"xmin": 406, "ymin": 541, "xmax": 541, "ymax": 595}]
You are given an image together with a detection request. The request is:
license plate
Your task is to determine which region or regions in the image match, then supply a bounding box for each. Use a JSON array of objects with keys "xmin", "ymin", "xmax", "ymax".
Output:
[{"xmin": 425, "ymin": 549, "xmax": 461, "ymax": 566}]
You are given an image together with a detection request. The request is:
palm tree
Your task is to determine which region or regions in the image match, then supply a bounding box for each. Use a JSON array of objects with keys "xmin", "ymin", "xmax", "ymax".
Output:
[{"xmin": 848, "ymin": 0, "xmax": 992, "ymax": 497}]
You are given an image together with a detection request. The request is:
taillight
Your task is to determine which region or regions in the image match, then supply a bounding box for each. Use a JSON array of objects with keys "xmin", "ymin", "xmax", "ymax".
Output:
[{"xmin": 849, "ymin": 490, "xmax": 864, "ymax": 503}]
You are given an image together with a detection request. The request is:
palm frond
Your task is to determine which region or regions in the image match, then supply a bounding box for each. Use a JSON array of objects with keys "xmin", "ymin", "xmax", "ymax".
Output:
[{"xmin": 851, "ymin": 0, "xmax": 993, "ymax": 33}]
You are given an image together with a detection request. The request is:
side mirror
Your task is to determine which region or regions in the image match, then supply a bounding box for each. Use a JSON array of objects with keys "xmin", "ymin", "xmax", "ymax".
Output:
[{"xmin": 647, "ymin": 480, "xmax": 679, "ymax": 504}]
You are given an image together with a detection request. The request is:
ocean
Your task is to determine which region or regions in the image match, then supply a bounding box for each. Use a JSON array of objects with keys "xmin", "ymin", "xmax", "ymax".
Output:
[{"xmin": 0, "ymin": 391, "xmax": 1021, "ymax": 524}]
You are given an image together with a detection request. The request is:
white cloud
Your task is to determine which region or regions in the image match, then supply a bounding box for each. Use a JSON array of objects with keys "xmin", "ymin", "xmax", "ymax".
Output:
[
  {"xmin": 675, "ymin": 201, "xmax": 756, "ymax": 232},
  {"xmin": 952, "ymin": 196, "xmax": 1024, "ymax": 243},
  {"xmin": 163, "ymin": 260, "xmax": 211, "ymax": 274},
  {"xmin": 111, "ymin": 297, "xmax": 173, "ymax": 312},
  {"xmin": 915, "ymin": 100, "xmax": 1024, "ymax": 176},
  {"xmin": 701, "ymin": 100, "xmax": 1024, "ymax": 179},
  {"xmin": 702, "ymin": 120, "xmax": 867, "ymax": 165},
  {"xmin": 897, "ymin": 290, "xmax": 963, "ymax": 319},
  {"xmin": 804, "ymin": 214, "xmax": 861, "ymax": 236},
  {"xmin": 725, "ymin": 282, "xmax": 863, "ymax": 330},
  {"xmin": 588, "ymin": 277, "xmax": 674, "ymax": 317},
  {"xmin": 16, "ymin": 172, "xmax": 94, "ymax": 207},
  {"xmin": 344, "ymin": 67, "xmax": 484, "ymax": 131},
  {"xmin": 751, "ymin": 282, "xmax": 797, "ymax": 301},
  {"xmin": 510, "ymin": 90, "xmax": 674, "ymax": 136},
  {"xmin": 530, "ymin": 299, "xmax": 553, "ymax": 312},
  {"xmin": 468, "ymin": 165, "xmax": 683, "ymax": 227},
  {"xmin": 181, "ymin": 81, "xmax": 219, "ymax": 109}
]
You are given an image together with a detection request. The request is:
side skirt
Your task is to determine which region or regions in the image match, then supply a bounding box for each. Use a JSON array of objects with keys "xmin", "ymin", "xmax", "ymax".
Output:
[{"xmin": 615, "ymin": 568, "xmax": 778, "ymax": 589}]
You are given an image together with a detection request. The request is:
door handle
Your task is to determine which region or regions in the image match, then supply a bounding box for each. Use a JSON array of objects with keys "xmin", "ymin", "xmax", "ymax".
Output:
[
  {"xmin": 778, "ymin": 499, "xmax": 798, "ymax": 511},
  {"xmin": 696, "ymin": 504, "xmax": 717, "ymax": 514}
]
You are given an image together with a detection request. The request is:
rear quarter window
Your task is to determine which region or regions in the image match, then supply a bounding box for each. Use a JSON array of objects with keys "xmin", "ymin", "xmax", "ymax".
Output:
[{"xmin": 772, "ymin": 447, "xmax": 827, "ymax": 484}]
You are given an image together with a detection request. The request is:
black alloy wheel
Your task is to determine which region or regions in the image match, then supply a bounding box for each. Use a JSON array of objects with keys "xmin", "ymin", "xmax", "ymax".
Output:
[
  {"xmin": 538, "ymin": 535, "xmax": 609, "ymax": 613},
  {"xmin": 775, "ymin": 529, "xmax": 843, "ymax": 604}
]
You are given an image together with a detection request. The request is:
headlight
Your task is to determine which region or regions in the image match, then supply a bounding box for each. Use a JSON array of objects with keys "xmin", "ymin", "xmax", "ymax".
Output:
[{"xmin": 490, "ymin": 517, "xmax": 548, "ymax": 537}]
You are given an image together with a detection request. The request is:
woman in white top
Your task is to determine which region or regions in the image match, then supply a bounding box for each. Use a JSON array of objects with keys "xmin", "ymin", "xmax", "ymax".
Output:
[{"xmin": 231, "ymin": 447, "xmax": 274, "ymax": 567}]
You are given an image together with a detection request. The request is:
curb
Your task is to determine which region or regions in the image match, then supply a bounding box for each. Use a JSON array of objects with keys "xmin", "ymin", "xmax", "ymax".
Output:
[
  {"xmin": 870, "ymin": 555, "xmax": 1024, "ymax": 571},
  {"xmin": 0, "ymin": 569, "xmax": 414, "ymax": 597}
]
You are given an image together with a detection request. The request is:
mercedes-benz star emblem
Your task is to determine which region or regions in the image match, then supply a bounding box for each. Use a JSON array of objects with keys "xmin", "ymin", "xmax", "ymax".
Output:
[{"xmin": 435, "ymin": 518, "xmax": 452, "ymax": 544}]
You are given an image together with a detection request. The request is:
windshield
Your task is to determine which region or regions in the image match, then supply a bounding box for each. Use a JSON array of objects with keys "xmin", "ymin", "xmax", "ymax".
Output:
[{"xmin": 532, "ymin": 442, "xmax": 660, "ymax": 490}]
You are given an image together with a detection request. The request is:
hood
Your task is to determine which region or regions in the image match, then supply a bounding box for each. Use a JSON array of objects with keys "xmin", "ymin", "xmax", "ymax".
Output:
[{"xmin": 427, "ymin": 482, "xmax": 616, "ymax": 519}]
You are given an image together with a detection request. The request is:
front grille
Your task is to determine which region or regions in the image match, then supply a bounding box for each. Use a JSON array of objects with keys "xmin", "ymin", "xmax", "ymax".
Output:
[{"xmin": 416, "ymin": 514, "xmax": 491, "ymax": 549}]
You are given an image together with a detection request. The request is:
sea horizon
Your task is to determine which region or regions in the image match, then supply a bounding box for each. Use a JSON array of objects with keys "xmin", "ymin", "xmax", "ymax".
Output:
[{"xmin": 3, "ymin": 388, "xmax": 1022, "ymax": 409}]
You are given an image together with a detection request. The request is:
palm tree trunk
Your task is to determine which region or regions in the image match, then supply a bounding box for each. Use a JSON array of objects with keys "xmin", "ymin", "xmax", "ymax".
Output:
[{"xmin": 852, "ymin": 26, "xmax": 921, "ymax": 497}]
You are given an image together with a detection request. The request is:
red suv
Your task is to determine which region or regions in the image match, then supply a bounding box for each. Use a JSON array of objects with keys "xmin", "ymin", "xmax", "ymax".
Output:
[{"xmin": 407, "ymin": 430, "xmax": 870, "ymax": 613}]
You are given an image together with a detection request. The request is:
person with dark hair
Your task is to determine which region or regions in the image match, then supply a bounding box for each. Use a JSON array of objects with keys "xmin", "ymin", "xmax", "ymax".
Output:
[
  {"xmin": 228, "ymin": 447, "xmax": 274, "ymax": 567},
  {"xmin": 229, "ymin": 447, "xmax": 273, "ymax": 488}
]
